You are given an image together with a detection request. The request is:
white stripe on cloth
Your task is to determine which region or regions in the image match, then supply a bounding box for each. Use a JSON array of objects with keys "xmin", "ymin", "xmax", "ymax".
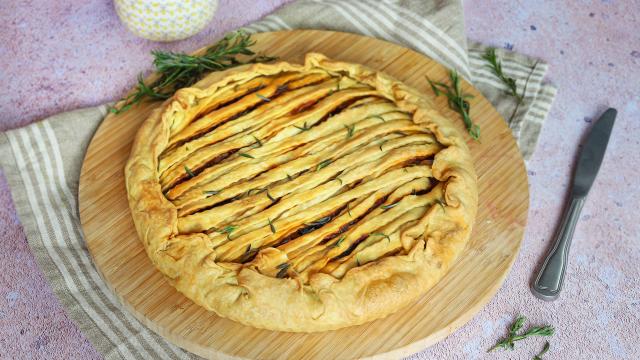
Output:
[
  {"xmin": 351, "ymin": 0, "xmax": 471, "ymax": 78},
  {"xmin": 468, "ymin": 55, "xmax": 549, "ymax": 79},
  {"xmin": 28, "ymin": 125, "xmax": 177, "ymax": 359},
  {"xmin": 40, "ymin": 122, "xmax": 186, "ymax": 359},
  {"xmin": 375, "ymin": 0, "xmax": 471, "ymax": 74},
  {"xmin": 330, "ymin": 0, "xmax": 467, "ymax": 79},
  {"xmin": 310, "ymin": 0, "xmax": 375, "ymax": 36},
  {"xmin": 264, "ymin": 14, "xmax": 293, "ymax": 30},
  {"xmin": 7, "ymin": 131, "xmax": 138, "ymax": 360}
]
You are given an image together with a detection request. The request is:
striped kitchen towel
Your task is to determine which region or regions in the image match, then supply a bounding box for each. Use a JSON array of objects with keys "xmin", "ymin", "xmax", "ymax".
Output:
[{"xmin": 0, "ymin": 0, "xmax": 555, "ymax": 359}]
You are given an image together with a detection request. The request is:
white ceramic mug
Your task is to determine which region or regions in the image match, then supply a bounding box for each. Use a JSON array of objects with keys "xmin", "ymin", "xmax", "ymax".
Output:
[{"xmin": 114, "ymin": 0, "xmax": 219, "ymax": 41}]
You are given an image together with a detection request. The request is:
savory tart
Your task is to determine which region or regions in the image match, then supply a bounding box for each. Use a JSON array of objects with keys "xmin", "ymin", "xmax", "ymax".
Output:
[{"xmin": 125, "ymin": 53, "xmax": 478, "ymax": 332}]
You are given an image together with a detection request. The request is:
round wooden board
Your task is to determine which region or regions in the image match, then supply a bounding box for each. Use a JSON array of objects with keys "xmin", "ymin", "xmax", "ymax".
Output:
[{"xmin": 79, "ymin": 30, "xmax": 528, "ymax": 359}]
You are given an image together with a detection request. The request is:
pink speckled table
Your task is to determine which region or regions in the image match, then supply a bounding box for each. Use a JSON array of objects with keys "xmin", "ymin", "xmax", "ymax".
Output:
[{"xmin": 1, "ymin": 1, "xmax": 638, "ymax": 359}]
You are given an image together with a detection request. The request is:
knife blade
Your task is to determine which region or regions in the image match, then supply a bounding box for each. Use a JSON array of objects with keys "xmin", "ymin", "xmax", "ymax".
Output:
[
  {"xmin": 572, "ymin": 108, "xmax": 617, "ymax": 197},
  {"xmin": 531, "ymin": 108, "xmax": 616, "ymax": 301}
]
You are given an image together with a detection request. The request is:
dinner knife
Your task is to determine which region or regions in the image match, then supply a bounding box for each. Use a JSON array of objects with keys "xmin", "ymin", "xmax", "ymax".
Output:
[{"xmin": 531, "ymin": 108, "xmax": 617, "ymax": 301}]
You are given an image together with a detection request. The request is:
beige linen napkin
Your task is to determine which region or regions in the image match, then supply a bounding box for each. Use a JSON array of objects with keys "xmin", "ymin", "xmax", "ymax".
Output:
[{"xmin": 0, "ymin": 1, "xmax": 556, "ymax": 358}]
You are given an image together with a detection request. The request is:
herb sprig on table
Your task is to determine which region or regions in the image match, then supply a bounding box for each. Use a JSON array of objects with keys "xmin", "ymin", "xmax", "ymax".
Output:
[
  {"xmin": 111, "ymin": 31, "xmax": 276, "ymax": 114},
  {"xmin": 426, "ymin": 70, "xmax": 480, "ymax": 140},
  {"xmin": 488, "ymin": 315, "xmax": 554, "ymax": 356},
  {"xmin": 482, "ymin": 48, "xmax": 539, "ymax": 123}
]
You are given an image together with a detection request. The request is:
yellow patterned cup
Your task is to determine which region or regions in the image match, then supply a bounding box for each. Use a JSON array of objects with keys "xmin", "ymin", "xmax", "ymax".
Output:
[{"xmin": 114, "ymin": 0, "xmax": 218, "ymax": 42}]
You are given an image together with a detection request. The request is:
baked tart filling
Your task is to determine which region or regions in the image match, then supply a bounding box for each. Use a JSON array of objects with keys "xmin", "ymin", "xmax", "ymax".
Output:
[{"xmin": 125, "ymin": 53, "xmax": 477, "ymax": 332}]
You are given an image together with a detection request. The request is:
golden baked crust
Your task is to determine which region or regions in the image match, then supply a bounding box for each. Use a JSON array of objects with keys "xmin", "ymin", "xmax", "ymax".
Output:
[{"xmin": 125, "ymin": 53, "xmax": 478, "ymax": 332}]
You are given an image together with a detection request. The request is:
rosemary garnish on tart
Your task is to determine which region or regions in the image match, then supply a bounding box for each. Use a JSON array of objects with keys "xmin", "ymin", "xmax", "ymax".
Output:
[{"xmin": 111, "ymin": 31, "xmax": 276, "ymax": 114}]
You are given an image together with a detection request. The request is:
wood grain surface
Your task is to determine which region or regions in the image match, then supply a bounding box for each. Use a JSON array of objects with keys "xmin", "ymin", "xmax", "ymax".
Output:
[{"xmin": 78, "ymin": 30, "xmax": 529, "ymax": 359}]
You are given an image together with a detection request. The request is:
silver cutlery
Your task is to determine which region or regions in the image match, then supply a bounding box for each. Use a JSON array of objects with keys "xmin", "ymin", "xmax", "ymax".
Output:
[{"xmin": 531, "ymin": 108, "xmax": 617, "ymax": 301}]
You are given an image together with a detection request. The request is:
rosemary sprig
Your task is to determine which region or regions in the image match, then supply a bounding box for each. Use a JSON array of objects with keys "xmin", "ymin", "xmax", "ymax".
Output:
[
  {"xmin": 482, "ymin": 48, "xmax": 539, "ymax": 123},
  {"xmin": 316, "ymin": 159, "xmax": 332, "ymax": 171},
  {"xmin": 482, "ymin": 48, "xmax": 520, "ymax": 100},
  {"xmin": 344, "ymin": 124, "xmax": 355, "ymax": 138},
  {"xmin": 427, "ymin": 70, "xmax": 480, "ymax": 140},
  {"xmin": 533, "ymin": 341, "xmax": 550, "ymax": 360},
  {"xmin": 239, "ymin": 153, "xmax": 255, "ymax": 159},
  {"xmin": 488, "ymin": 315, "xmax": 554, "ymax": 352},
  {"xmin": 111, "ymin": 31, "xmax": 276, "ymax": 114},
  {"xmin": 184, "ymin": 165, "xmax": 195, "ymax": 178}
]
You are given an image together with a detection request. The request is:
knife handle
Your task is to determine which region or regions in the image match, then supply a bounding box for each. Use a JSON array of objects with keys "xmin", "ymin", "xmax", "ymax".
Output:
[{"xmin": 531, "ymin": 196, "xmax": 586, "ymax": 301}]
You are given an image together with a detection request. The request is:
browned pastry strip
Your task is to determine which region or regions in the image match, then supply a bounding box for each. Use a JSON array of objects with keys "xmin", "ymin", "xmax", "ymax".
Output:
[
  {"xmin": 166, "ymin": 72, "xmax": 330, "ymax": 149},
  {"xmin": 211, "ymin": 166, "xmax": 432, "ymax": 262},
  {"xmin": 166, "ymin": 100, "xmax": 411, "ymax": 202},
  {"xmin": 158, "ymin": 78, "xmax": 370, "ymax": 190},
  {"xmin": 176, "ymin": 137, "xmax": 439, "ymax": 234},
  {"xmin": 174, "ymin": 124, "xmax": 433, "ymax": 217}
]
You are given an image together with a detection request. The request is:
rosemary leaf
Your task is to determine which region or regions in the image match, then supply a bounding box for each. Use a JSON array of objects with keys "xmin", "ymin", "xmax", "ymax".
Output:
[
  {"xmin": 203, "ymin": 190, "xmax": 220, "ymax": 196},
  {"xmin": 256, "ymin": 93, "xmax": 271, "ymax": 102},
  {"xmin": 293, "ymin": 121, "xmax": 310, "ymax": 132},
  {"xmin": 533, "ymin": 341, "xmax": 550, "ymax": 360},
  {"xmin": 265, "ymin": 189, "xmax": 275, "ymax": 202},
  {"xmin": 370, "ymin": 232, "xmax": 391, "ymax": 242},
  {"xmin": 252, "ymin": 135, "xmax": 262, "ymax": 147},
  {"xmin": 217, "ymin": 225, "xmax": 237, "ymax": 240},
  {"xmin": 344, "ymin": 124, "xmax": 355, "ymax": 138},
  {"xmin": 347, "ymin": 203, "xmax": 352, "ymax": 217},
  {"xmin": 239, "ymin": 153, "xmax": 255, "ymax": 159},
  {"xmin": 331, "ymin": 236, "xmax": 346, "ymax": 248},
  {"xmin": 369, "ymin": 114, "xmax": 385, "ymax": 122},
  {"xmin": 267, "ymin": 218, "xmax": 276, "ymax": 233},
  {"xmin": 286, "ymin": 173, "xmax": 293, "ymax": 181},
  {"xmin": 111, "ymin": 31, "xmax": 276, "ymax": 114},
  {"xmin": 307, "ymin": 216, "xmax": 332, "ymax": 227},
  {"xmin": 316, "ymin": 159, "xmax": 331, "ymax": 171},
  {"xmin": 435, "ymin": 199, "xmax": 447, "ymax": 212},
  {"xmin": 184, "ymin": 165, "xmax": 195, "ymax": 178},
  {"xmin": 381, "ymin": 202, "xmax": 399, "ymax": 210},
  {"xmin": 379, "ymin": 139, "xmax": 387, "ymax": 151},
  {"xmin": 276, "ymin": 263, "xmax": 290, "ymax": 278}
]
